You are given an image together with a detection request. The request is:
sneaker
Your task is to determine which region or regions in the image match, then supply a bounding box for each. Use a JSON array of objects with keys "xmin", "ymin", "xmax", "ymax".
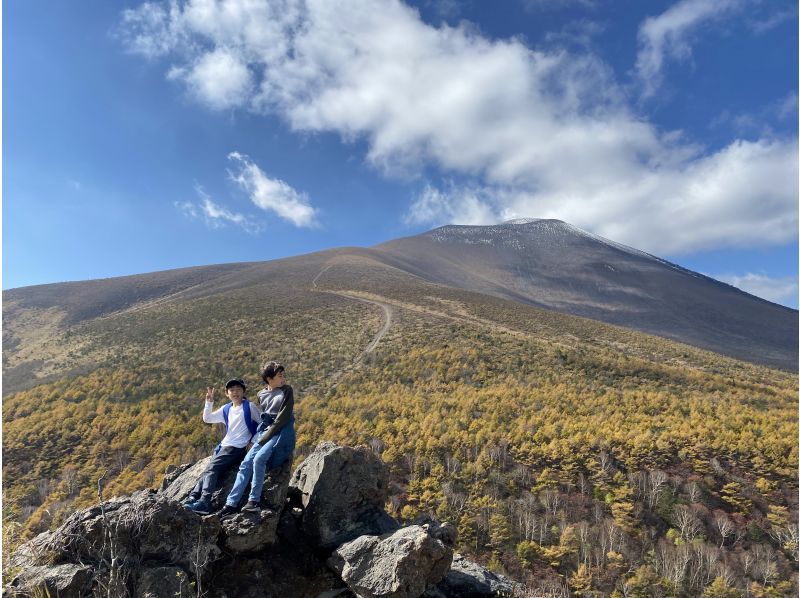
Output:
[
  {"xmin": 188, "ymin": 500, "xmax": 212, "ymax": 514},
  {"xmin": 241, "ymin": 501, "xmax": 262, "ymax": 513},
  {"xmin": 182, "ymin": 496, "xmax": 200, "ymax": 506},
  {"xmin": 217, "ymin": 504, "xmax": 238, "ymax": 519}
]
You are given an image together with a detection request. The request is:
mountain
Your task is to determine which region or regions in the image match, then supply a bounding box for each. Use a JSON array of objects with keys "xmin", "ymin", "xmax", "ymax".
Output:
[
  {"xmin": 5, "ymin": 219, "xmax": 796, "ymax": 390},
  {"xmin": 3, "ymin": 221, "xmax": 798, "ymax": 595},
  {"xmin": 372, "ymin": 219, "xmax": 798, "ymax": 371}
]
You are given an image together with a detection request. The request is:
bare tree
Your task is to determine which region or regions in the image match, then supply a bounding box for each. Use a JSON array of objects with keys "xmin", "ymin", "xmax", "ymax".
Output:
[
  {"xmin": 367, "ymin": 436, "xmax": 384, "ymax": 456},
  {"xmin": 403, "ymin": 452, "xmax": 417, "ymax": 480},
  {"xmin": 673, "ymin": 505, "xmax": 702, "ymax": 542},
  {"xmin": 190, "ymin": 527, "xmax": 210, "ymax": 598},
  {"xmin": 444, "ymin": 452, "xmax": 461, "ymax": 476},
  {"xmin": 577, "ymin": 473, "xmax": 590, "ymax": 497},
  {"xmin": 598, "ymin": 451, "xmax": 612, "ymax": 477},
  {"xmin": 97, "ymin": 472, "xmax": 127, "ymax": 597},
  {"xmin": 575, "ymin": 521, "xmax": 592, "ymax": 566},
  {"xmin": 647, "ymin": 470, "xmax": 669, "ymax": 510},
  {"xmin": 539, "ymin": 490, "xmax": 560, "ymax": 518},
  {"xmin": 686, "ymin": 481, "xmax": 703, "ymax": 504},
  {"xmin": 115, "ymin": 450, "xmax": 130, "ymax": 472},
  {"xmin": 713, "ymin": 511, "xmax": 734, "ymax": 548},
  {"xmin": 35, "ymin": 478, "xmax": 51, "ymax": 505},
  {"xmin": 751, "ymin": 544, "xmax": 779, "ymax": 587},
  {"xmin": 60, "ymin": 466, "xmax": 80, "ymax": 496}
]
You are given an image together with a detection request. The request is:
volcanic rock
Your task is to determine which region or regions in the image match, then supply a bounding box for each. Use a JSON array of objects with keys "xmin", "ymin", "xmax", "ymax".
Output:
[
  {"xmin": 328, "ymin": 524, "xmax": 453, "ymax": 598},
  {"xmin": 289, "ymin": 441, "xmax": 398, "ymax": 548}
]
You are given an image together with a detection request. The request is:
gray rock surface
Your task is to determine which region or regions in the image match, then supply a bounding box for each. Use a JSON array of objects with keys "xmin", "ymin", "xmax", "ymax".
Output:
[
  {"xmin": 424, "ymin": 553, "xmax": 515, "ymax": 597},
  {"xmin": 136, "ymin": 566, "xmax": 192, "ymax": 598},
  {"xmin": 7, "ymin": 563, "xmax": 93, "ymax": 598},
  {"xmin": 221, "ymin": 508, "xmax": 280, "ymax": 553},
  {"xmin": 328, "ymin": 525, "xmax": 453, "ymax": 598},
  {"xmin": 290, "ymin": 441, "xmax": 398, "ymax": 548},
  {"xmin": 160, "ymin": 455, "xmax": 237, "ymax": 511}
]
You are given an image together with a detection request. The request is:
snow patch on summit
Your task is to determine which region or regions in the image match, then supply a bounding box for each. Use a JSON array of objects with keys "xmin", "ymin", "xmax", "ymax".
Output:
[{"xmin": 423, "ymin": 219, "xmax": 707, "ymax": 280}]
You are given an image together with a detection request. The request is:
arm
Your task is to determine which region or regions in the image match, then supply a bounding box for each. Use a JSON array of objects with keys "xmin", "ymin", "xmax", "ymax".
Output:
[
  {"xmin": 258, "ymin": 386, "xmax": 294, "ymax": 445},
  {"xmin": 249, "ymin": 400, "xmax": 262, "ymax": 421},
  {"xmin": 201, "ymin": 387, "xmax": 225, "ymax": 424}
]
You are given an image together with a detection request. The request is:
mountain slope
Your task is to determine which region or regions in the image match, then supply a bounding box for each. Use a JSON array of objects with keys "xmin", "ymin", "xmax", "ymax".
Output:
[
  {"xmin": 3, "ymin": 247, "xmax": 797, "ymax": 595},
  {"xmin": 373, "ymin": 219, "xmax": 798, "ymax": 370}
]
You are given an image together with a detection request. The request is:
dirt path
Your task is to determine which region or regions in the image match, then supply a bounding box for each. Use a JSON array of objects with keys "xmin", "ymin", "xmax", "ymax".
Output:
[{"xmin": 307, "ymin": 264, "xmax": 395, "ymax": 391}]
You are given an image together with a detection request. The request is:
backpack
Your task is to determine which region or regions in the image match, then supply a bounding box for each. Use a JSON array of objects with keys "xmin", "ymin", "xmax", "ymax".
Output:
[{"xmin": 222, "ymin": 399, "xmax": 259, "ymax": 439}]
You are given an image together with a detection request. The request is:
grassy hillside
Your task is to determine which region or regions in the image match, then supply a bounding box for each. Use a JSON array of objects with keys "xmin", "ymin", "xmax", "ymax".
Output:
[{"xmin": 3, "ymin": 253, "xmax": 797, "ymax": 596}]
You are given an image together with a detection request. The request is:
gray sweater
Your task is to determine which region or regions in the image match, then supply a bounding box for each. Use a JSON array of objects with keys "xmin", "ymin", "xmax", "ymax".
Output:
[{"xmin": 256, "ymin": 385, "xmax": 294, "ymax": 445}]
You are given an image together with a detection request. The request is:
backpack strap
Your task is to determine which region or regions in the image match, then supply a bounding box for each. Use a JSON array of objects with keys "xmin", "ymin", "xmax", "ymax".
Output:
[
  {"xmin": 222, "ymin": 402, "xmax": 232, "ymax": 429},
  {"xmin": 241, "ymin": 399, "xmax": 258, "ymax": 438}
]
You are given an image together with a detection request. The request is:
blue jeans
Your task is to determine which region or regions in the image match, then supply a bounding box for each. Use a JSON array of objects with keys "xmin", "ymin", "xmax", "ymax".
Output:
[{"xmin": 225, "ymin": 419, "xmax": 295, "ymax": 506}]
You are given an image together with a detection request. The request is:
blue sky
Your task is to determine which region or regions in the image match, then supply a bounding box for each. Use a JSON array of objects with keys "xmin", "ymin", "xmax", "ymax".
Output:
[{"xmin": 5, "ymin": 0, "xmax": 798, "ymax": 308}]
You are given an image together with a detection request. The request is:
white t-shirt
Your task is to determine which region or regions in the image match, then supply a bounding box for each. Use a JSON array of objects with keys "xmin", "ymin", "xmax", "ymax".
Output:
[{"xmin": 203, "ymin": 400, "xmax": 262, "ymax": 448}]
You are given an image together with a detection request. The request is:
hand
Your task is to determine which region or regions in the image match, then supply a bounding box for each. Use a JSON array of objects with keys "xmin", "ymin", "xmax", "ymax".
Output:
[{"xmin": 205, "ymin": 387, "xmax": 215, "ymax": 402}]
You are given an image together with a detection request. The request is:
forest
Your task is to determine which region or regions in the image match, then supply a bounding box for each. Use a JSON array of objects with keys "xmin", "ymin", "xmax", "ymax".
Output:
[{"xmin": 3, "ymin": 256, "xmax": 797, "ymax": 596}]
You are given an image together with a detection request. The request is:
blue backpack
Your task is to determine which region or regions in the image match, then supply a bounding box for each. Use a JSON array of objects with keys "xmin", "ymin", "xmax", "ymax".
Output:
[{"xmin": 215, "ymin": 400, "xmax": 259, "ymax": 454}]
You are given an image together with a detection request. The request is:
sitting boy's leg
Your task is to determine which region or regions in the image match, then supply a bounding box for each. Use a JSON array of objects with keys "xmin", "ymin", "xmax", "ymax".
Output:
[
  {"xmin": 185, "ymin": 477, "xmax": 204, "ymax": 504},
  {"xmin": 246, "ymin": 436, "xmax": 280, "ymax": 505},
  {"xmin": 197, "ymin": 446, "xmax": 246, "ymax": 504},
  {"xmin": 224, "ymin": 443, "xmax": 260, "ymax": 508}
]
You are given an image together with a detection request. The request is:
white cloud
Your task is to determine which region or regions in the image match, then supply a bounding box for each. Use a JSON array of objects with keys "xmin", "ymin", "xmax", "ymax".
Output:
[
  {"xmin": 544, "ymin": 20, "xmax": 607, "ymax": 49},
  {"xmin": 748, "ymin": 7, "xmax": 796, "ymax": 34},
  {"xmin": 405, "ymin": 184, "xmax": 504, "ymax": 226},
  {"xmin": 228, "ymin": 153, "xmax": 318, "ymax": 228},
  {"xmin": 169, "ymin": 47, "xmax": 253, "ymax": 110},
  {"xmin": 176, "ymin": 187, "xmax": 261, "ymax": 233},
  {"xmin": 174, "ymin": 199, "xmax": 198, "ymax": 219},
  {"xmin": 122, "ymin": 0, "xmax": 797, "ymax": 255},
  {"xmin": 714, "ymin": 272, "xmax": 798, "ymax": 306},
  {"xmin": 776, "ymin": 92, "xmax": 799, "ymax": 121},
  {"xmin": 522, "ymin": 0, "xmax": 597, "ymax": 11},
  {"xmin": 635, "ymin": 0, "xmax": 746, "ymax": 98}
]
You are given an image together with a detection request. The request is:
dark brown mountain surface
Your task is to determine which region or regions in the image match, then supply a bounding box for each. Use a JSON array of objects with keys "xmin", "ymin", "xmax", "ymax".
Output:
[{"xmin": 373, "ymin": 219, "xmax": 798, "ymax": 370}]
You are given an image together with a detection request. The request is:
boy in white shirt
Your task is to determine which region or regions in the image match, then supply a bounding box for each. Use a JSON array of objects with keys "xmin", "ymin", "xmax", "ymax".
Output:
[{"xmin": 184, "ymin": 378, "xmax": 261, "ymax": 514}]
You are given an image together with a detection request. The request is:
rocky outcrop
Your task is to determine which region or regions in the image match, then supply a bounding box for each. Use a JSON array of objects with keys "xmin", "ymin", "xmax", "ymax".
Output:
[
  {"xmin": 7, "ymin": 489, "xmax": 221, "ymax": 597},
  {"xmin": 329, "ymin": 525, "xmax": 453, "ymax": 598},
  {"xmin": 7, "ymin": 442, "xmax": 515, "ymax": 598},
  {"xmin": 425, "ymin": 553, "xmax": 515, "ymax": 597},
  {"xmin": 289, "ymin": 441, "xmax": 398, "ymax": 548}
]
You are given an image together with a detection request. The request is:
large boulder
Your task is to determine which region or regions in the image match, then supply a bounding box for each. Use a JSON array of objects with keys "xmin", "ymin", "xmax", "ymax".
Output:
[
  {"xmin": 328, "ymin": 525, "xmax": 453, "ymax": 598},
  {"xmin": 8, "ymin": 490, "xmax": 220, "ymax": 596},
  {"xmin": 424, "ymin": 553, "xmax": 516, "ymax": 597},
  {"xmin": 289, "ymin": 442, "xmax": 398, "ymax": 548}
]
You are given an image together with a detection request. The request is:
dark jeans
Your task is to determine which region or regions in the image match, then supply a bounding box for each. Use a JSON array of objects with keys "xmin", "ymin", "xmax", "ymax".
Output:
[{"xmin": 189, "ymin": 445, "xmax": 247, "ymax": 502}]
